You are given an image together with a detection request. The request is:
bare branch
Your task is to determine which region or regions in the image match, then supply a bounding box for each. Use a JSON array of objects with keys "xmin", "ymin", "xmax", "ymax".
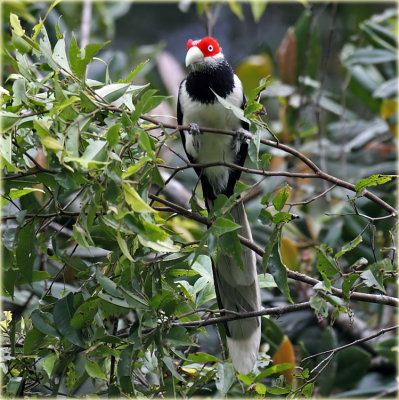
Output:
[{"xmin": 302, "ymin": 324, "xmax": 397, "ymax": 362}]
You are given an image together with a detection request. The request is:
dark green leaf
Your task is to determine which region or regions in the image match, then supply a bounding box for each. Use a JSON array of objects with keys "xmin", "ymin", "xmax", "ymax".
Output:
[
  {"xmin": 53, "ymin": 293, "xmax": 85, "ymax": 347},
  {"xmin": 316, "ymin": 245, "xmax": 339, "ymax": 278},
  {"xmin": 16, "ymin": 222, "xmax": 35, "ymax": 284},
  {"xmin": 31, "ymin": 310, "xmax": 60, "ymax": 337},
  {"xmin": 269, "ymin": 244, "xmax": 293, "ymax": 303},
  {"xmin": 272, "ymin": 186, "xmax": 290, "ymax": 211},
  {"xmin": 360, "ymin": 268, "xmax": 386, "ymax": 293},
  {"xmin": 163, "ymin": 355, "xmax": 186, "ymax": 381},
  {"xmin": 210, "ymin": 217, "xmax": 241, "ymax": 237},
  {"xmin": 71, "ymin": 298, "xmax": 100, "ymax": 329},
  {"xmin": 335, "ymin": 235, "xmax": 363, "ymax": 258},
  {"xmin": 85, "ymin": 359, "xmax": 107, "ymax": 381},
  {"xmin": 334, "ymin": 347, "xmax": 371, "ymax": 389},
  {"xmin": 23, "ymin": 327, "xmax": 45, "ymax": 355},
  {"xmin": 341, "ymin": 273, "xmax": 360, "ymax": 299}
]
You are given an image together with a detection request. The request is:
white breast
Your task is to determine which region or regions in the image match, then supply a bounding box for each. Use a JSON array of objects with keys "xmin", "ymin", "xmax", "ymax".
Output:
[{"xmin": 180, "ymin": 75, "xmax": 244, "ymax": 193}]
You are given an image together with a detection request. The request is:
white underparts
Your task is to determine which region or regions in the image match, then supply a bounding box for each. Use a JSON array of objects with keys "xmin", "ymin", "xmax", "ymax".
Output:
[{"xmin": 180, "ymin": 75, "xmax": 244, "ymax": 194}]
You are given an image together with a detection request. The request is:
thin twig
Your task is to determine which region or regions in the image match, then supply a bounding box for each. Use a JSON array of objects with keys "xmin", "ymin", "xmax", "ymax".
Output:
[{"xmin": 301, "ymin": 324, "xmax": 398, "ymax": 362}]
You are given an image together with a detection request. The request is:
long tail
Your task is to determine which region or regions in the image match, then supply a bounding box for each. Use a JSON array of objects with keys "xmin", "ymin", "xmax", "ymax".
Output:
[{"xmin": 213, "ymin": 201, "xmax": 261, "ymax": 374}]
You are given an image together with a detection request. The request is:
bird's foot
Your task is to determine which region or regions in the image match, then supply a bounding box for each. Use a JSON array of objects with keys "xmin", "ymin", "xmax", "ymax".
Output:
[
  {"xmin": 189, "ymin": 123, "xmax": 202, "ymax": 136},
  {"xmin": 235, "ymin": 128, "xmax": 248, "ymax": 142},
  {"xmin": 232, "ymin": 128, "xmax": 249, "ymax": 151}
]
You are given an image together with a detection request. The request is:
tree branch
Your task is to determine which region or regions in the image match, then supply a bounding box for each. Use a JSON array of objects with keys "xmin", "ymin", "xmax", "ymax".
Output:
[
  {"xmin": 301, "ymin": 324, "xmax": 398, "ymax": 362},
  {"xmin": 133, "ymin": 112, "xmax": 397, "ymax": 217},
  {"xmin": 149, "ymin": 193, "xmax": 399, "ymax": 308},
  {"xmin": 173, "ymin": 302, "xmax": 311, "ymax": 328}
]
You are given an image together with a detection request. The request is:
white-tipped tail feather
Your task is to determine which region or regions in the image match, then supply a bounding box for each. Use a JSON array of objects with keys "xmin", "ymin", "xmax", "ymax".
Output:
[{"xmin": 214, "ymin": 201, "xmax": 261, "ymax": 374}]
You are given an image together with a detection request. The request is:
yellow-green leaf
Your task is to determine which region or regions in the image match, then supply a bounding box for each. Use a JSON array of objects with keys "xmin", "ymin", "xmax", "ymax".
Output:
[
  {"xmin": 10, "ymin": 13, "xmax": 25, "ymax": 37},
  {"xmin": 116, "ymin": 233, "xmax": 133, "ymax": 261},
  {"xmin": 122, "ymin": 183, "xmax": 155, "ymax": 213},
  {"xmin": 40, "ymin": 136, "xmax": 63, "ymax": 151}
]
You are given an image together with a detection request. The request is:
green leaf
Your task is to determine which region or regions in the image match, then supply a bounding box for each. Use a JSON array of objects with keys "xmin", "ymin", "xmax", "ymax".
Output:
[
  {"xmin": 334, "ymin": 347, "xmax": 371, "ymax": 390},
  {"xmin": 212, "ymin": 89, "xmax": 250, "ymax": 125},
  {"xmin": 96, "ymin": 270, "xmax": 122, "ymax": 298},
  {"xmin": 10, "ymin": 13, "xmax": 25, "ymax": 36},
  {"xmin": 341, "ymin": 273, "xmax": 360, "ymax": 299},
  {"xmin": 250, "ymin": 1, "xmax": 267, "ymax": 22},
  {"xmin": 32, "ymin": 0, "xmax": 63, "ymax": 40},
  {"xmin": 255, "ymin": 363, "xmax": 292, "ymax": 381},
  {"xmin": 258, "ymin": 273, "xmax": 277, "ymax": 288},
  {"xmin": 216, "ymin": 362, "xmax": 235, "ymax": 396},
  {"xmin": 53, "ymin": 293, "xmax": 85, "ymax": 347},
  {"xmin": 53, "ymin": 38, "xmax": 71, "ymax": 73},
  {"xmin": 117, "ymin": 59, "xmax": 149, "ymax": 83},
  {"xmin": 31, "ymin": 310, "xmax": 60, "ymax": 337},
  {"xmin": 16, "ymin": 222, "xmax": 36, "ymax": 284},
  {"xmin": 344, "ymin": 48, "xmax": 396, "ymax": 65},
  {"xmin": 121, "ymin": 156, "xmax": 151, "ymax": 179},
  {"xmin": 272, "ymin": 212, "xmax": 294, "ymax": 224},
  {"xmin": 262, "ymin": 224, "xmax": 281, "ymax": 273},
  {"xmin": 227, "ymin": 1, "xmax": 244, "ymax": 20},
  {"xmin": 272, "ymin": 186, "xmax": 290, "ymax": 211},
  {"xmin": 335, "ymin": 235, "xmax": 363, "ymax": 258},
  {"xmin": 360, "ymin": 268, "xmax": 386, "ymax": 293},
  {"xmin": 309, "ymin": 294, "xmax": 328, "ymax": 318},
  {"xmin": 117, "ymin": 345, "xmax": 135, "ymax": 394},
  {"xmin": 138, "ymin": 235, "xmax": 180, "ymax": 253},
  {"xmin": 72, "ymin": 223, "xmax": 93, "ymax": 248},
  {"xmin": 116, "ymin": 233, "xmax": 134, "ymax": 261},
  {"xmin": 355, "ymin": 174, "xmax": 395, "ymax": 191},
  {"xmin": 106, "ymin": 123, "xmax": 122, "ymax": 147},
  {"xmin": 375, "ymin": 337, "xmax": 397, "ymax": 362},
  {"xmin": 316, "ymin": 245, "xmax": 339, "ymax": 278},
  {"xmin": 0, "ymin": 111, "xmax": 20, "ymax": 133},
  {"xmin": 6, "ymin": 377, "xmax": 23, "ymax": 397},
  {"xmin": 85, "ymin": 359, "xmax": 107, "ymax": 381},
  {"xmin": 71, "ymin": 299, "xmax": 100, "ymax": 329},
  {"xmin": 269, "ymin": 244, "xmax": 293, "ymax": 303},
  {"xmin": 69, "ymin": 34, "xmax": 109, "ymax": 79},
  {"xmin": 0, "ymin": 187, "xmax": 44, "ymax": 208},
  {"xmin": 98, "ymin": 292, "xmax": 131, "ymax": 308},
  {"xmin": 138, "ymin": 130, "xmax": 156, "ymax": 160},
  {"xmin": 122, "ymin": 183, "xmax": 155, "ymax": 213},
  {"xmin": 210, "ymin": 217, "xmax": 241, "ymax": 236},
  {"xmin": 42, "ymin": 353, "xmax": 57, "ymax": 379},
  {"xmin": 23, "ymin": 327, "xmax": 45, "ymax": 355},
  {"xmin": 187, "ymin": 352, "xmax": 222, "ymax": 363},
  {"xmin": 219, "ymin": 230, "xmax": 243, "ymax": 269},
  {"xmin": 255, "ymin": 382, "xmax": 267, "ymax": 395},
  {"xmin": 163, "ymin": 355, "xmax": 186, "ymax": 381}
]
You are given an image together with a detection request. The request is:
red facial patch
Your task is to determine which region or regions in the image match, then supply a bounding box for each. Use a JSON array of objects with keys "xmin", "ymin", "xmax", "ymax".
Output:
[{"xmin": 186, "ymin": 36, "xmax": 221, "ymax": 57}]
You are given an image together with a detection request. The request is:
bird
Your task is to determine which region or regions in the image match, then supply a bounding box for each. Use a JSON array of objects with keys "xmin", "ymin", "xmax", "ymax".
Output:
[{"xmin": 177, "ymin": 36, "xmax": 261, "ymax": 374}]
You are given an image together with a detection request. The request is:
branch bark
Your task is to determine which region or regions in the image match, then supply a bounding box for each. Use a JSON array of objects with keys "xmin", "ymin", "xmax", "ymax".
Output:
[{"xmin": 149, "ymin": 193, "xmax": 399, "ymax": 308}]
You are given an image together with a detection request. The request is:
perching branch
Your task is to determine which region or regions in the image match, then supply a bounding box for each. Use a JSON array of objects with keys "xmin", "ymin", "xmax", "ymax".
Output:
[
  {"xmin": 172, "ymin": 302, "xmax": 311, "ymax": 328},
  {"xmin": 135, "ymin": 112, "xmax": 397, "ymax": 217},
  {"xmin": 149, "ymin": 193, "xmax": 399, "ymax": 308}
]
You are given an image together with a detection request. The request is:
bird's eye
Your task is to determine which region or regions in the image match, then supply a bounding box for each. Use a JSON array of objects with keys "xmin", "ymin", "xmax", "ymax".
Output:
[{"xmin": 208, "ymin": 45, "xmax": 214, "ymax": 52}]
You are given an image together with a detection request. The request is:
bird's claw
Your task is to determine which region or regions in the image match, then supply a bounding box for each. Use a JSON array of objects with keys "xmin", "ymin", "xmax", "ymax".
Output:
[
  {"xmin": 235, "ymin": 128, "xmax": 248, "ymax": 142},
  {"xmin": 189, "ymin": 123, "xmax": 201, "ymax": 136}
]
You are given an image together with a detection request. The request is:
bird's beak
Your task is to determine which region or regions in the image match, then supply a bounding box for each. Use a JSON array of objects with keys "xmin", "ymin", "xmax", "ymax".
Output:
[{"xmin": 185, "ymin": 46, "xmax": 204, "ymax": 67}]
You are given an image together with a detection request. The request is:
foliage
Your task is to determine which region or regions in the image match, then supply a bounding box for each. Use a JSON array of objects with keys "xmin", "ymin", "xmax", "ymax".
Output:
[{"xmin": 1, "ymin": 2, "xmax": 397, "ymax": 398}]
